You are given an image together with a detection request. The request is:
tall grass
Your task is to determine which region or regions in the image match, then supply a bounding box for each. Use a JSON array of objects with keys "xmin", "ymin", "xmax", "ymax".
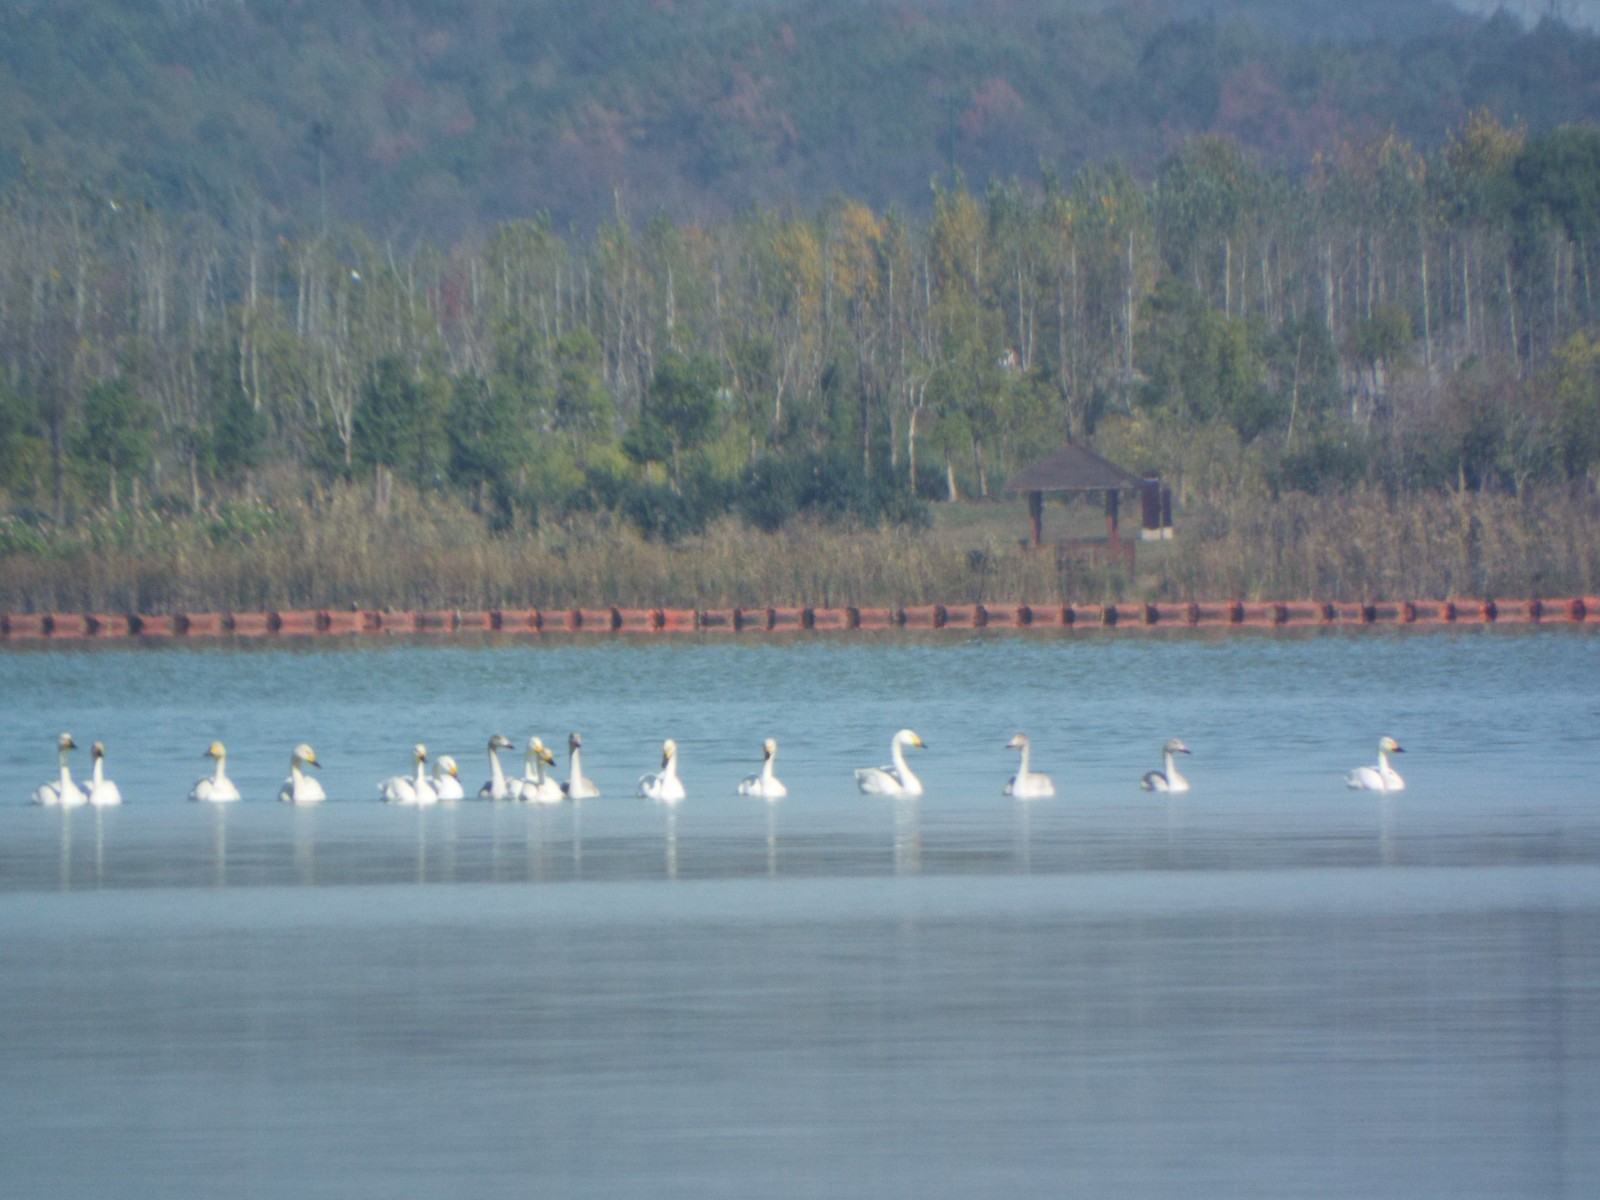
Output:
[{"xmin": 0, "ymin": 481, "xmax": 1595, "ymax": 614}]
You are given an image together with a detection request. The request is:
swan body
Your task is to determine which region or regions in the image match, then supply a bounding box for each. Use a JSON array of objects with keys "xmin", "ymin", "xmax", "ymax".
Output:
[
  {"xmin": 518, "ymin": 737, "xmax": 563, "ymax": 803},
  {"xmin": 190, "ymin": 741, "xmax": 242, "ymax": 802},
  {"xmin": 1003, "ymin": 733, "xmax": 1055, "ymax": 798},
  {"xmin": 381, "ymin": 744, "xmax": 438, "ymax": 805},
  {"xmin": 84, "ymin": 742, "xmax": 123, "ymax": 806},
  {"xmin": 855, "ymin": 729, "xmax": 926, "ymax": 796},
  {"xmin": 561, "ymin": 732, "xmax": 600, "ymax": 800},
  {"xmin": 1347, "ymin": 736, "xmax": 1406, "ymax": 792},
  {"xmin": 639, "ymin": 738, "xmax": 686, "ymax": 803},
  {"xmin": 277, "ymin": 743, "xmax": 326, "ymax": 804},
  {"xmin": 737, "ymin": 737, "xmax": 787, "ymax": 798},
  {"xmin": 431, "ymin": 755, "xmax": 464, "ymax": 801},
  {"xmin": 1141, "ymin": 738, "xmax": 1192, "ymax": 793},
  {"xmin": 478, "ymin": 734, "xmax": 516, "ymax": 799},
  {"xmin": 32, "ymin": 733, "xmax": 86, "ymax": 808}
]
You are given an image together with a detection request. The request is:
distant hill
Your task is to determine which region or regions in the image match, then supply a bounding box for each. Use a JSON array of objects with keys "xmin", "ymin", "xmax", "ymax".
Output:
[{"xmin": 2, "ymin": 0, "xmax": 1598, "ymax": 238}]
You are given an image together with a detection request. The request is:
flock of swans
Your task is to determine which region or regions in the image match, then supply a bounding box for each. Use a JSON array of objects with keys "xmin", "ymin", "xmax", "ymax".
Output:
[{"xmin": 27, "ymin": 729, "xmax": 1409, "ymax": 807}]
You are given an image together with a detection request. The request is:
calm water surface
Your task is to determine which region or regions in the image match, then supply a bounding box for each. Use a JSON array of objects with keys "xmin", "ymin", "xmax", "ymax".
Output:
[{"xmin": 1, "ymin": 630, "xmax": 1597, "ymax": 1198}]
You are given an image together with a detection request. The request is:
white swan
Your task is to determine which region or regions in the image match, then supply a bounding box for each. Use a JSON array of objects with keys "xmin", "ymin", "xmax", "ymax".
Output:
[
  {"xmin": 1347, "ymin": 736, "xmax": 1405, "ymax": 792},
  {"xmin": 1141, "ymin": 738, "xmax": 1192, "ymax": 793},
  {"xmin": 855, "ymin": 729, "xmax": 926, "ymax": 796},
  {"xmin": 1003, "ymin": 733, "xmax": 1055, "ymax": 798},
  {"xmin": 518, "ymin": 737, "xmax": 563, "ymax": 804},
  {"xmin": 477, "ymin": 734, "xmax": 516, "ymax": 799},
  {"xmin": 191, "ymin": 741, "xmax": 242, "ymax": 802},
  {"xmin": 381, "ymin": 744, "xmax": 438, "ymax": 805},
  {"xmin": 277, "ymin": 743, "xmax": 326, "ymax": 804},
  {"xmin": 737, "ymin": 737, "xmax": 787, "ymax": 798},
  {"xmin": 85, "ymin": 741, "xmax": 123, "ymax": 806},
  {"xmin": 431, "ymin": 755, "xmax": 464, "ymax": 801},
  {"xmin": 561, "ymin": 732, "xmax": 601, "ymax": 799},
  {"xmin": 639, "ymin": 738, "xmax": 686, "ymax": 803},
  {"xmin": 32, "ymin": 733, "xmax": 86, "ymax": 808}
]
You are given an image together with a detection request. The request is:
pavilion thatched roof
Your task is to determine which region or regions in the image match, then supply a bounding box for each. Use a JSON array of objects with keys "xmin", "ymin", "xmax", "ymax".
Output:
[{"xmin": 1003, "ymin": 443, "xmax": 1142, "ymax": 493}]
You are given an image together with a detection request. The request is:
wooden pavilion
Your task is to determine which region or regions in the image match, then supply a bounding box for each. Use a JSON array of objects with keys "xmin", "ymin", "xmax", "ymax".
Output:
[{"xmin": 1004, "ymin": 443, "xmax": 1162, "ymax": 561}]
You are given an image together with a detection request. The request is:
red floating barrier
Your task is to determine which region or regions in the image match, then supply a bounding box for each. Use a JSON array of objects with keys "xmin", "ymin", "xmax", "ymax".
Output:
[
  {"xmin": 1187, "ymin": 602, "xmax": 1228, "ymax": 625},
  {"xmin": 575, "ymin": 607, "xmax": 617, "ymax": 632},
  {"xmin": 1278, "ymin": 602, "xmax": 1322, "ymax": 626},
  {"xmin": 980, "ymin": 604, "xmax": 1021, "ymax": 628},
  {"xmin": 768, "ymin": 607, "xmax": 804, "ymax": 630},
  {"xmin": 227, "ymin": 611, "xmax": 272, "ymax": 636},
  {"xmin": 942, "ymin": 604, "xmax": 977, "ymax": 628},
  {"xmin": 89, "ymin": 613, "xmax": 133, "ymax": 637},
  {"xmin": 318, "ymin": 609, "xmax": 363, "ymax": 635},
  {"xmin": 176, "ymin": 612, "xmax": 224, "ymax": 637},
  {"xmin": 1367, "ymin": 602, "xmax": 1402, "ymax": 624},
  {"xmin": 698, "ymin": 608, "xmax": 737, "ymax": 631},
  {"xmin": 487, "ymin": 608, "xmax": 535, "ymax": 632},
  {"xmin": 1406, "ymin": 600, "xmax": 1450, "ymax": 624},
  {"xmin": 46, "ymin": 613, "xmax": 91, "ymax": 638},
  {"xmin": 658, "ymin": 608, "xmax": 696, "ymax": 632},
  {"xmin": 810, "ymin": 606, "xmax": 850, "ymax": 630},
  {"xmin": 1020, "ymin": 603, "xmax": 1066, "ymax": 627},
  {"xmin": 1566, "ymin": 597, "xmax": 1589, "ymax": 622},
  {"xmin": 1064, "ymin": 604, "xmax": 1103, "ymax": 627},
  {"xmin": 614, "ymin": 607, "xmax": 655, "ymax": 633},
  {"xmin": 853, "ymin": 606, "xmax": 897, "ymax": 629},
  {"xmin": 901, "ymin": 605, "xmax": 942, "ymax": 629},
  {"xmin": 271, "ymin": 610, "xmax": 317, "ymax": 635},
  {"xmin": 455, "ymin": 610, "xmax": 491, "ymax": 631},
  {"xmin": 1325, "ymin": 602, "xmax": 1366, "ymax": 624},
  {"xmin": 1492, "ymin": 598, "xmax": 1532, "ymax": 623},
  {"xmin": 4, "ymin": 613, "xmax": 46, "ymax": 638},
  {"xmin": 137, "ymin": 614, "xmax": 175, "ymax": 637}
]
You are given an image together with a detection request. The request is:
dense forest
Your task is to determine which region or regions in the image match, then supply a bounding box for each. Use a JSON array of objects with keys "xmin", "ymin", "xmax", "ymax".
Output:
[{"xmin": 1, "ymin": 2, "xmax": 1599, "ymax": 609}]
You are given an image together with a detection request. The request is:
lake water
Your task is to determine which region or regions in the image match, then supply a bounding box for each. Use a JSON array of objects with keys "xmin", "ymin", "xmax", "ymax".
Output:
[{"xmin": 1, "ymin": 629, "xmax": 1597, "ymax": 1198}]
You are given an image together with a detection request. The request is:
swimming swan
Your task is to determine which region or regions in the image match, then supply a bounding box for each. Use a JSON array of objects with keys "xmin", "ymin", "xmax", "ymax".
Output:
[
  {"xmin": 32, "ymin": 733, "xmax": 86, "ymax": 808},
  {"xmin": 277, "ymin": 743, "xmax": 326, "ymax": 804},
  {"xmin": 855, "ymin": 729, "xmax": 927, "ymax": 796},
  {"xmin": 561, "ymin": 732, "xmax": 601, "ymax": 800},
  {"xmin": 639, "ymin": 738, "xmax": 686, "ymax": 803},
  {"xmin": 85, "ymin": 741, "xmax": 123, "ymax": 806},
  {"xmin": 477, "ymin": 734, "xmax": 516, "ymax": 799},
  {"xmin": 1347, "ymin": 736, "xmax": 1405, "ymax": 792},
  {"xmin": 1003, "ymin": 733, "xmax": 1055, "ymax": 798},
  {"xmin": 1141, "ymin": 738, "xmax": 1192, "ymax": 793},
  {"xmin": 380, "ymin": 744, "xmax": 438, "ymax": 805},
  {"xmin": 518, "ymin": 737, "xmax": 563, "ymax": 804},
  {"xmin": 190, "ymin": 741, "xmax": 242, "ymax": 802},
  {"xmin": 431, "ymin": 755, "xmax": 464, "ymax": 801},
  {"xmin": 737, "ymin": 737, "xmax": 787, "ymax": 798}
]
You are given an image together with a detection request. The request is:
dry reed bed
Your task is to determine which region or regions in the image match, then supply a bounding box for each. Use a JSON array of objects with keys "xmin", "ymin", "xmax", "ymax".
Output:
[{"xmin": 1, "ymin": 485, "xmax": 1596, "ymax": 614}]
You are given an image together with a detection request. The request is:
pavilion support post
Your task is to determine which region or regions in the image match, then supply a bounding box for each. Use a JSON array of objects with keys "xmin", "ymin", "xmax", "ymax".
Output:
[
  {"xmin": 1028, "ymin": 490, "xmax": 1043, "ymax": 546},
  {"xmin": 1105, "ymin": 489, "xmax": 1120, "ymax": 542}
]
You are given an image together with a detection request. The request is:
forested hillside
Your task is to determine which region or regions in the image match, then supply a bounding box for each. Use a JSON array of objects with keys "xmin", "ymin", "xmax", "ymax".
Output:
[
  {"xmin": 4, "ymin": 0, "xmax": 1600, "ymax": 234},
  {"xmin": 1, "ymin": 2, "xmax": 1599, "ymax": 610}
]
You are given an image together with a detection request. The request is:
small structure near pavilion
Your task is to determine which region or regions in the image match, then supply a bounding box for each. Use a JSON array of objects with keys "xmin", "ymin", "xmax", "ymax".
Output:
[{"xmin": 1004, "ymin": 443, "xmax": 1170, "ymax": 567}]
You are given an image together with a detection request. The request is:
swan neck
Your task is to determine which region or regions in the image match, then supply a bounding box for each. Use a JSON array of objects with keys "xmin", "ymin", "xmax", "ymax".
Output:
[
  {"xmin": 489, "ymin": 749, "xmax": 506, "ymax": 787},
  {"xmin": 1017, "ymin": 742, "xmax": 1032, "ymax": 777},
  {"xmin": 892, "ymin": 737, "xmax": 920, "ymax": 789},
  {"xmin": 569, "ymin": 746, "xmax": 584, "ymax": 785}
]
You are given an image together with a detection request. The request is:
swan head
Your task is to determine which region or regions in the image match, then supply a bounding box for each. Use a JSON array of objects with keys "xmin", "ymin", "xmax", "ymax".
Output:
[
  {"xmin": 413, "ymin": 743, "xmax": 428, "ymax": 763},
  {"xmin": 529, "ymin": 737, "xmax": 555, "ymax": 765},
  {"xmin": 1006, "ymin": 733, "xmax": 1030, "ymax": 750},
  {"xmin": 436, "ymin": 755, "xmax": 459, "ymax": 778},
  {"xmin": 91, "ymin": 741, "xmax": 107, "ymax": 761},
  {"xmin": 660, "ymin": 738, "xmax": 678, "ymax": 766},
  {"xmin": 57, "ymin": 732, "xmax": 77, "ymax": 753},
  {"xmin": 205, "ymin": 741, "xmax": 227, "ymax": 760},
  {"xmin": 896, "ymin": 729, "xmax": 926, "ymax": 750},
  {"xmin": 292, "ymin": 743, "xmax": 321, "ymax": 769},
  {"xmin": 1164, "ymin": 738, "xmax": 1191, "ymax": 755},
  {"xmin": 762, "ymin": 737, "xmax": 777, "ymax": 759},
  {"xmin": 1378, "ymin": 736, "xmax": 1405, "ymax": 754},
  {"xmin": 568, "ymin": 731, "xmax": 583, "ymax": 753},
  {"xmin": 488, "ymin": 734, "xmax": 513, "ymax": 751}
]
